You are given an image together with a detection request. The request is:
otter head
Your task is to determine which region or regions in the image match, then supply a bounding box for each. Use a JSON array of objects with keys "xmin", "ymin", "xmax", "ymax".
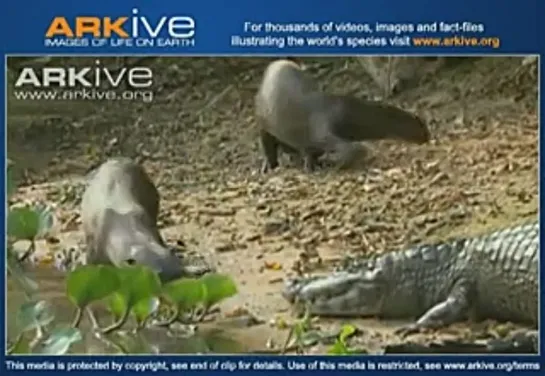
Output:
[
  {"xmin": 122, "ymin": 243, "xmax": 184, "ymax": 283},
  {"xmin": 372, "ymin": 103, "xmax": 431, "ymax": 144},
  {"xmin": 401, "ymin": 112, "xmax": 431, "ymax": 144}
]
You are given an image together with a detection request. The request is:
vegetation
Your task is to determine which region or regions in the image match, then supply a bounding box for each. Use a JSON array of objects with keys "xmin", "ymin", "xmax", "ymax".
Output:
[
  {"xmin": 6, "ymin": 166, "xmax": 238, "ymax": 355},
  {"xmin": 280, "ymin": 309, "xmax": 364, "ymax": 355}
]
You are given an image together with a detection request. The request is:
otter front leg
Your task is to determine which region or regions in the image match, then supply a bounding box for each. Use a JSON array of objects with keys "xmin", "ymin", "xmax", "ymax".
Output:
[
  {"xmin": 333, "ymin": 141, "xmax": 362, "ymax": 171},
  {"xmin": 259, "ymin": 130, "xmax": 280, "ymax": 173},
  {"xmin": 302, "ymin": 150, "xmax": 320, "ymax": 172},
  {"xmin": 287, "ymin": 147, "xmax": 325, "ymax": 170}
]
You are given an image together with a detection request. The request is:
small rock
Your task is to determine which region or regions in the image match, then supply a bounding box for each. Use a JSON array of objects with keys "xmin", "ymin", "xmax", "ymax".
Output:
[
  {"xmin": 199, "ymin": 207, "xmax": 236, "ymax": 216},
  {"xmin": 263, "ymin": 260, "xmax": 282, "ymax": 271},
  {"xmin": 270, "ymin": 245, "xmax": 284, "ymax": 253},
  {"xmin": 266, "ymin": 338, "xmax": 276, "ymax": 349},
  {"xmin": 224, "ymin": 306, "xmax": 250, "ymax": 318},
  {"xmin": 256, "ymin": 200, "xmax": 268, "ymax": 210},
  {"xmin": 301, "ymin": 209, "xmax": 325, "ymax": 221},
  {"xmin": 244, "ymin": 233, "xmax": 261, "ymax": 242},
  {"xmin": 215, "ymin": 242, "xmax": 236, "ymax": 253},
  {"xmin": 263, "ymin": 218, "xmax": 289, "ymax": 236}
]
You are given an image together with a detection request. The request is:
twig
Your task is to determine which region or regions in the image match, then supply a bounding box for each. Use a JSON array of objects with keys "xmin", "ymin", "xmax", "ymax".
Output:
[
  {"xmin": 71, "ymin": 308, "xmax": 83, "ymax": 328},
  {"xmin": 151, "ymin": 306, "xmax": 181, "ymax": 327},
  {"xmin": 28, "ymin": 325, "xmax": 45, "ymax": 352},
  {"xmin": 17, "ymin": 241, "xmax": 36, "ymax": 263},
  {"xmin": 99, "ymin": 307, "xmax": 131, "ymax": 334},
  {"xmin": 85, "ymin": 307, "xmax": 101, "ymax": 329},
  {"xmin": 280, "ymin": 326, "xmax": 295, "ymax": 355}
]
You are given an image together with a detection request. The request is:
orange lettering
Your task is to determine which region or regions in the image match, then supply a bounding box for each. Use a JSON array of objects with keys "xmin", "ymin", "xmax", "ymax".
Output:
[
  {"xmin": 75, "ymin": 17, "xmax": 101, "ymax": 37},
  {"xmin": 45, "ymin": 17, "xmax": 74, "ymax": 38},
  {"xmin": 103, "ymin": 17, "xmax": 128, "ymax": 37}
]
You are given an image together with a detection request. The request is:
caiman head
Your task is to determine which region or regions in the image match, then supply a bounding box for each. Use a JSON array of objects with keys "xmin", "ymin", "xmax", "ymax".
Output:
[{"xmin": 282, "ymin": 267, "xmax": 388, "ymax": 317}]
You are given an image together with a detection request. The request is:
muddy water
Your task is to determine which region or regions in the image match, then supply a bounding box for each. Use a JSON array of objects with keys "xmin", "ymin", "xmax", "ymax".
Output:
[
  {"xmin": 6, "ymin": 223, "xmax": 414, "ymax": 355},
  {"xmin": 6, "ymin": 266, "xmax": 417, "ymax": 355},
  {"xmin": 6, "ymin": 267, "xmax": 261, "ymax": 354}
]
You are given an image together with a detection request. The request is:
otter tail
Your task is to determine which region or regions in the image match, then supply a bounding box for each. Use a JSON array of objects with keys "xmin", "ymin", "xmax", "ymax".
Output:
[{"xmin": 325, "ymin": 95, "xmax": 431, "ymax": 145}]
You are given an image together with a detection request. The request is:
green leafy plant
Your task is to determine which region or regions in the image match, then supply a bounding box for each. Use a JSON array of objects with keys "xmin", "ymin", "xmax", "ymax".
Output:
[
  {"xmin": 327, "ymin": 324, "xmax": 362, "ymax": 355},
  {"xmin": 281, "ymin": 310, "xmax": 327, "ymax": 354},
  {"xmin": 6, "ymin": 164, "xmax": 239, "ymax": 355},
  {"xmin": 282, "ymin": 308, "xmax": 364, "ymax": 355},
  {"xmin": 6, "ymin": 169, "xmax": 63, "ymax": 354}
]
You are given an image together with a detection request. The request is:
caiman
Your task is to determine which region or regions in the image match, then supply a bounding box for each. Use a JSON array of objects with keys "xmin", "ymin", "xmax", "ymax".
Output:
[{"xmin": 282, "ymin": 222, "xmax": 538, "ymax": 334}]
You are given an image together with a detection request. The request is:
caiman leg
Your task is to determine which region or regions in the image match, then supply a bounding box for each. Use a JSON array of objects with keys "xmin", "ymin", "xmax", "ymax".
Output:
[{"xmin": 395, "ymin": 280, "xmax": 474, "ymax": 336}]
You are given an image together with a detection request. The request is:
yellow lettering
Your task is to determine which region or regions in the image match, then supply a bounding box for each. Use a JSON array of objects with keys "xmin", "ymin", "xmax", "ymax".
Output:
[
  {"xmin": 75, "ymin": 17, "xmax": 101, "ymax": 37},
  {"xmin": 103, "ymin": 17, "xmax": 128, "ymax": 37},
  {"xmin": 45, "ymin": 17, "xmax": 74, "ymax": 38}
]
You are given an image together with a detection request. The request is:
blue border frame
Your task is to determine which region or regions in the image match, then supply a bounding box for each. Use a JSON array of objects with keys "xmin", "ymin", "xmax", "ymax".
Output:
[{"xmin": 1, "ymin": 0, "xmax": 543, "ymax": 374}]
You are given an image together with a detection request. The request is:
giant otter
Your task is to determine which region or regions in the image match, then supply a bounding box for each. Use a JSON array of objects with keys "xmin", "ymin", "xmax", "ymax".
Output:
[
  {"xmin": 81, "ymin": 157, "xmax": 189, "ymax": 283},
  {"xmin": 255, "ymin": 59, "xmax": 430, "ymax": 172}
]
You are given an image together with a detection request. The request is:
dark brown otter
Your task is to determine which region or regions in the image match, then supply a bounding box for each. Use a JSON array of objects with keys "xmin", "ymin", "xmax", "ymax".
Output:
[
  {"xmin": 255, "ymin": 59, "xmax": 430, "ymax": 172},
  {"xmin": 81, "ymin": 158, "xmax": 202, "ymax": 283}
]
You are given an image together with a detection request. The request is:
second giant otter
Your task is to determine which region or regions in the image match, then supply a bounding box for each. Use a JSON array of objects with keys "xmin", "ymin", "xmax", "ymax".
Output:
[
  {"xmin": 81, "ymin": 157, "xmax": 202, "ymax": 283},
  {"xmin": 255, "ymin": 59, "xmax": 431, "ymax": 172}
]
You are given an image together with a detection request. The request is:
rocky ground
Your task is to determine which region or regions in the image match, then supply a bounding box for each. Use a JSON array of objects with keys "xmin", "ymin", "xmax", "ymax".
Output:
[{"xmin": 7, "ymin": 56, "xmax": 538, "ymax": 354}]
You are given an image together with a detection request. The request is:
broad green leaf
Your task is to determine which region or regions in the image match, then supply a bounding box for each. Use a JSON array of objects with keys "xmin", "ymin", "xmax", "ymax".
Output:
[
  {"xmin": 40, "ymin": 327, "xmax": 82, "ymax": 355},
  {"xmin": 8, "ymin": 335, "xmax": 31, "ymax": 354},
  {"xmin": 200, "ymin": 274, "xmax": 237, "ymax": 308},
  {"xmin": 16, "ymin": 300, "xmax": 55, "ymax": 333},
  {"xmin": 107, "ymin": 292, "xmax": 128, "ymax": 322},
  {"xmin": 66, "ymin": 265, "xmax": 120, "ymax": 308},
  {"xmin": 327, "ymin": 340, "xmax": 349, "ymax": 355},
  {"xmin": 132, "ymin": 297, "xmax": 161, "ymax": 325},
  {"xmin": 8, "ymin": 207, "xmax": 41, "ymax": 240},
  {"xmin": 339, "ymin": 324, "xmax": 357, "ymax": 342},
  {"xmin": 327, "ymin": 325, "xmax": 358, "ymax": 355},
  {"xmin": 116, "ymin": 265, "xmax": 161, "ymax": 309},
  {"xmin": 108, "ymin": 293, "xmax": 160, "ymax": 325},
  {"xmin": 162, "ymin": 278, "xmax": 206, "ymax": 310}
]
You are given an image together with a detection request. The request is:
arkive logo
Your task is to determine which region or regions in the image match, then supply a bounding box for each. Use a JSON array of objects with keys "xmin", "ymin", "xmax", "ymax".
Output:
[{"xmin": 44, "ymin": 8, "xmax": 196, "ymax": 48}]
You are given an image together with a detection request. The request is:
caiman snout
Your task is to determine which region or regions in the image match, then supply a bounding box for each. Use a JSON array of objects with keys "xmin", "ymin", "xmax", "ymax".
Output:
[{"xmin": 282, "ymin": 272, "xmax": 385, "ymax": 317}]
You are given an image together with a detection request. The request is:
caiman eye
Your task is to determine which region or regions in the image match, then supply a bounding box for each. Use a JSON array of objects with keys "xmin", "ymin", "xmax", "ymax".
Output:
[{"xmin": 126, "ymin": 258, "xmax": 136, "ymax": 266}]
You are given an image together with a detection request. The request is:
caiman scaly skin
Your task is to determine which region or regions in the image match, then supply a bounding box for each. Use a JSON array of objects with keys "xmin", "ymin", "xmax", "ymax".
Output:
[{"xmin": 282, "ymin": 222, "xmax": 538, "ymax": 331}]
